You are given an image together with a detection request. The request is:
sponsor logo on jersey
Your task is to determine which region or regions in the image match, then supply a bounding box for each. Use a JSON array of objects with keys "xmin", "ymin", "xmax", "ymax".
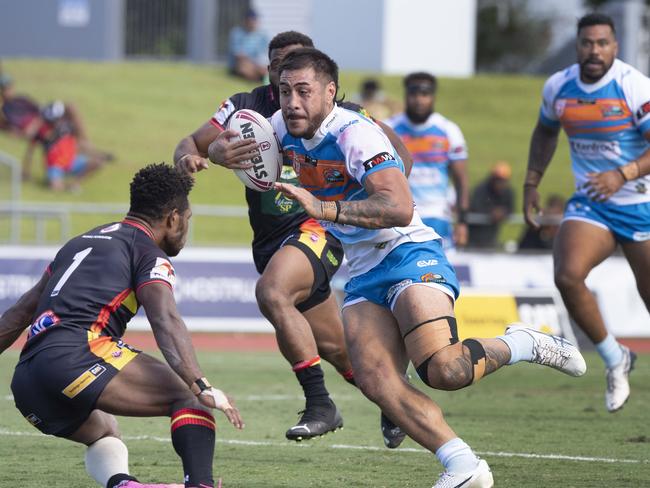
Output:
[
  {"xmin": 100, "ymin": 223, "xmax": 121, "ymax": 234},
  {"xmin": 324, "ymin": 168, "xmax": 344, "ymax": 183},
  {"xmin": 339, "ymin": 119, "xmax": 359, "ymax": 133},
  {"xmin": 416, "ymin": 259, "xmax": 438, "ymax": 268},
  {"xmin": 274, "ymin": 192, "xmax": 295, "ymax": 213},
  {"xmin": 636, "ymin": 100, "xmax": 650, "ymax": 120},
  {"xmin": 569, "ymin": 139, "xmax": 621, "ymax": 159},
  {"xmin": 420, "ymin": 272, "xmax": 445, "ymax": 283},
  {"xmin": 554, "ymin": 99, "xmax": 566, "ymax": 117},
  {"xmin": 601, "ymin": 105, "xmax": 624, "ymax": 117},
  {"xmin": 386, "ymin": 279, "xmax": 413, "ymax": 304},
  {"xmin": 27, "ymin": 310, "xmax": 60, "ymax": 339},
  {"xmin": 363, "ymin": 152, "xmax": 394, "ymax": 171},
  {"xmin": 150, "ymin": 257, "xmax": 176, "ymax": 287}
]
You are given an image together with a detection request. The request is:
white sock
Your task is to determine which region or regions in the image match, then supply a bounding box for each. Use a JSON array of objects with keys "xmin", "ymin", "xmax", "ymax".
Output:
[
  {"xmin": 595, "ymin": 334, "xmax": 624, "ymax": 369},
  {"xmin": 436, "ymin": 437, "xmax": 479, "ymax": 474},
  {"xmin": 498, "ymin": 329, "xmax": 535, "ymax": 365},
  {"xmin": 85, "ymin": 436, "xmax": 129, "ymax": 487}
]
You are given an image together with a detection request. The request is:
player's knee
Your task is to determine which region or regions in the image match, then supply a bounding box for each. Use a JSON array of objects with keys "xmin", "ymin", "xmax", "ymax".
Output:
[
  {"xmin": 418, "ymin": 339, "xmax": 486, "ymax": 391},
  {"xmin": 554, "ymin": 267, "xmax": 584, "ymax": 291},
  {"xmin": 255, "ymin": 278, "xmax": 288, "ymax": 314},
  {"xmin": 353, "ymin": 366, "xmax": 393, "ymax": 403}
]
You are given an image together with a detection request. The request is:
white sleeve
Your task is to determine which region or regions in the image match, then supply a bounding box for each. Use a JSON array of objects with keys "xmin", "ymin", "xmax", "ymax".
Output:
[
  {"xmin": 445, "ymin": 120, "xmax": 468, "ymax": 161},
  {"xmin": 338, "ymin": 121, "xmax": 401, "ymax": 184},
  {"xmin": 621, "ymin": 67, "xmax": 650, "ymax": 132}
]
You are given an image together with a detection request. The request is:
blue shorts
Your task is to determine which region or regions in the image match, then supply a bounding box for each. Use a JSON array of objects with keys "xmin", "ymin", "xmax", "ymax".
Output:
[
  {"xmin": 564, "ymin": 194, "xmax": 650, "ymax": 242},
  {"xmin": 47, "ymin": 155, "xmax": 88, "ymax": 183},
  {"xmin": 422, "ymin": 217, "xmax": 454, "ymax": 251},
  {"xmin": 343, "ymin": 240, "xmax": 460, "ymax": 311}
]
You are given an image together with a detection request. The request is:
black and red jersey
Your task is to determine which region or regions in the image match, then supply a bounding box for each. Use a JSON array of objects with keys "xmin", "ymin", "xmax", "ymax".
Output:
[
  {"xmin": 21, "ymin": 219, "xmax": 175, "ymax": 359},
  {"xmin": 210, "ymin": 84, "xmax": 364, "ymax": 271}
]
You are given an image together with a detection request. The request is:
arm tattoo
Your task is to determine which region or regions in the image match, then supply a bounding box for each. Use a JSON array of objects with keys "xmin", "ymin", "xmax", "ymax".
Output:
[{"xmin": 337, "ymin": 190, "xmax": 405, "ymax": 229}]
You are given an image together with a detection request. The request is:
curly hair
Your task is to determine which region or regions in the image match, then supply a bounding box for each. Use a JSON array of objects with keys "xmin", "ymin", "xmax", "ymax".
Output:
[
  {"xmin": 268, "ymin": 31, "xmax": 314, "ymax": 59},
  {"xmin": 129, "ymin": 163, "xmax": 194, "ymax": 221}
]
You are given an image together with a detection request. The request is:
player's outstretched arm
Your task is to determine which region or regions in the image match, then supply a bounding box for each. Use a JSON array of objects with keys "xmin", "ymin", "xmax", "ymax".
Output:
[
  {"xmin": 0, "ymin": 272, "xmax": 48, "ymax": 354},
  {"xmin": 137, "ymin": 282, "xmax": 244, "ymax": 429},
  {"xmin": 275, "ymin": 167, "xmax": 413, "ymax": 229},
  {"xmin": 174, "ymin": 121, "xmax": 218, "ymax": 174},
  {"xmin": 523, "ymin": 121, "xmax": 561, "ymax": 229}
]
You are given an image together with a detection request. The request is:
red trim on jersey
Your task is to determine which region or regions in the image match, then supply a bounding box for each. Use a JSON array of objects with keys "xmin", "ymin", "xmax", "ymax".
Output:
[
  {"xmin": 210, "ymin": 118, "xmax": 225, "ymax": 131},
  {"xmin": 122, "ymin": 218, "xmax": 155, "ymax": 240},
  {"xmin": 136, "ymin": 279, "xmax": 173, "ymax": 293},
  {"xmin": 90, "ymin": 287, "xmax": 133, "ymax": 334}
]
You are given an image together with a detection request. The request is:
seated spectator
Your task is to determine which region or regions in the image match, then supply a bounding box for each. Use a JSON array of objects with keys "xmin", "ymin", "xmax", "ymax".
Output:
[
  {"xmin": 0, "ymin": 74, "xmax": 41, "ymax": 137},
  {"xmin": 22, "ymin": 101, "xmax": 112, "ymax": 192},
  {"xmin": 468, "ymin": 161, "xmax": 515, "ymax": 249},
  {"xmin": 357, "ymin": 78, "xmax": 400, "ymax": 120},
  {"xmin": 518, "ymin": 194, "xmax": 565, "ymax": 250},
  {"xmin": 228, "ymin": 8, "xmax": 269, "ymax": 82}
]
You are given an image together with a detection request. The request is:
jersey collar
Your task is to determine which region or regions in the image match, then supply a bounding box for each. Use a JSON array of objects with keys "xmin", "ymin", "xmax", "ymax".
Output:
[
  {"xmin": 302, "ymin": 104, "xmax": 338, "ymax": 151},
  {"xmin": 575, "ymin": 58, "xmax": 620, "ymax": 94},
  {"xmin": 122, "ymin": 218, "xmax": 155, "ymax": 240}
]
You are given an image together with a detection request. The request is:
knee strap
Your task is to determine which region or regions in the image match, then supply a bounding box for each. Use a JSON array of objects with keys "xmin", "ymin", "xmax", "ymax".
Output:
[
  {"xmin": 462, "ymin": 338, "xmax": 487, "ymax": 384},
  {"xmin": 403, "ymin": 316, "xmax": 459, "ymax": 368}
]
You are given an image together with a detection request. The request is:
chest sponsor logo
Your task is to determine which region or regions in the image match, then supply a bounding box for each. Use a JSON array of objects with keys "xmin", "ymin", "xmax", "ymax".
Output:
[
  {"xmin": 601, "ymin": 105, "xmax": 624, "ymax": 117},
  {"xmin": 569, "ymin": 139, "xmax": 621, "ymax": 159},
  {"xmin": 150, "ymin": 257, "xmax": 176, "ymax": 287},
  {"xmin": 363, "ymin": 152, "xmax": 394, "ymax": 171},
  {"xmin": 324, "ymin": 168, "xmax": 344, "ymax": 183}
]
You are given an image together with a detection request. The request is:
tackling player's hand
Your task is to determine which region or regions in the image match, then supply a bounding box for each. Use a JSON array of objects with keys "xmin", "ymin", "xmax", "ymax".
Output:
[
  {"xmin": 523, "ymin": 185, "xmax": 542, "ymax": 229},
  {"xmin": 274, "ymin": 182, "xmax": 324, "ymax": 219},
  {"xmin": 453, "ymin": 222, "xmax": 468, "ymax": 247},
  {"xmin": 176, "ymin": 153, "xmax": 209, "ymax": 175},
  {"xmin": 583, "ymin": 170, "xmax": 625, "ymax": 202},
  {"xmin": 198, "ymin": 387, "xmax": 245, "ymax": 430},
  {"xmin": 207, "ymin": 129, "xmax": 257, "ymax": 170}
]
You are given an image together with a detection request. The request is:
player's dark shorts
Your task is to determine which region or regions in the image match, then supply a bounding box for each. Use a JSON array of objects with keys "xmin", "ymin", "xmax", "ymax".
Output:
[
  {"xmin": 254, "ymin": 218, "xmax": 344, "ymax": 312},
  {"xmin": 11, "ymin": 328, "xmax": 140, "ymax": 437}
]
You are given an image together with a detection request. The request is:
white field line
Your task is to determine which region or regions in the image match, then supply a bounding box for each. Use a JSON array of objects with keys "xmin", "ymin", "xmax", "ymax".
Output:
[
  {"xmin": 3, "ymin": 394, "xmax": 356, "ymax": 402},
  {"xmin": 0, "ymin": 428, "xmax": 647, "ymax": 465}
]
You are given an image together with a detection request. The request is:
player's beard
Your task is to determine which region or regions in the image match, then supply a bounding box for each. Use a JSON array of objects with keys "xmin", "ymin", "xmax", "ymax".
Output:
[{"xmin": 406, "ymin": 107, "xmax": 432, "ymax": 124}]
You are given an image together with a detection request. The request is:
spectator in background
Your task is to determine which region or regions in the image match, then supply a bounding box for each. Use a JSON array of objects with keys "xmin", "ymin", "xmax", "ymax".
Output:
[
  {"xmin": 0, "ymin": 74, "xmax": 41, "ymax": 137},
  {"xmin": 468, "ymin": 161, "xmax": 514, "ymax": 248},
  {"xmin": 358, "ymin": 78, "xmax": 400, "ymax": 120},
  {"xmin": 22, "ymin": 101, "xmax": 112, "ymax": 192},
  {"xmin": 228, "ymin": 8, "xmax": 269, "ymax": 82},
  {"xmin": 518, "ymin": 194, "xmax": 565, "ymax": 250}
]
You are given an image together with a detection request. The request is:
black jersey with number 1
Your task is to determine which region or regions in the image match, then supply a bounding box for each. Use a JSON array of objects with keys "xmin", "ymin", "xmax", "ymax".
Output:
[{"xmin": 20, "ymin": 219, "xmax": 176, "ymax": 361}]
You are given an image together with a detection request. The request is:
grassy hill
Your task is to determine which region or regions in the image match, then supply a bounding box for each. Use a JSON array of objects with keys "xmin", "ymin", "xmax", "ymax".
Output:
[{"xmin": 0, "ymin": 59, "xmax": 575, "ymax": 244}]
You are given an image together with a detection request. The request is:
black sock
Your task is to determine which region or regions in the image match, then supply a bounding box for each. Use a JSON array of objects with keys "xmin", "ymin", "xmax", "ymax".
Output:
[
  {"xmin": 170, "ymin": 408, "xmax": 216, "ymax": 488},
  {"xmin": 106, "ymin": 474, "xmax": 137, "ymax": 488},
  {"xmin": 293, "ymin": 356, "xmax": 330, "ymax": 406}
]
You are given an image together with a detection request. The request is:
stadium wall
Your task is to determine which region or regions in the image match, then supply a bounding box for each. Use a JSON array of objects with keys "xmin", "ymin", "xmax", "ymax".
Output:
[{"xmin": 1, "ymin": 246, "xmax": 648, "ymax": 338}]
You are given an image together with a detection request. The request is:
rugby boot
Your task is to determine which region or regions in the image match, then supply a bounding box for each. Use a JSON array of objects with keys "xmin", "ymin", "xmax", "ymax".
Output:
[
  {"xmin": 285, "ymin": 398, "xmax": 343, "ymax": 441},
  {"xmin": 606, "ymin": 344, "xmax": 637, "ymax": 412},
  {"xmin": 504, "ymin": 324, "xmax": 587, "ymax": 376},
  {"xmin": 432, "ymin": 459, "xmax": 493, "ymax": 488},
  {"xmin": 380, "ymin": 412, "xmax": 406, "ymax": 449}
]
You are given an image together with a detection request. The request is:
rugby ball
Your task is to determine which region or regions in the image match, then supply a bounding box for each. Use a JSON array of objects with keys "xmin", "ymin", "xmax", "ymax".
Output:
[{"xmin": 227, "ymin": 109, "xmax": 282, "ymax": 191}]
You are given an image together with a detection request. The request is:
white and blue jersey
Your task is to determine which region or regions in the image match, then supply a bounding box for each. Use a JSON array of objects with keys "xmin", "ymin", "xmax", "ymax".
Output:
[
  {"xmin": 540, "ymin": 59, "xmax": 650, "ymax": 206},
  {"xmin": 271, "ymin": 105, "xmax": 459, "ymax": 308}
]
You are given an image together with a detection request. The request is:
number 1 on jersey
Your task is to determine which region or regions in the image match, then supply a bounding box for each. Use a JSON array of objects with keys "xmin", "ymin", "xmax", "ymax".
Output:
[{"xmin": 50, "ymin": 247, "xmax": 93, "ymax": 297}]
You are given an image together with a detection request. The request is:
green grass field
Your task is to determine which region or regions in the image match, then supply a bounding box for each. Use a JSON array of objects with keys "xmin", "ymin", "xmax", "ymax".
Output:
[
  {"xmin": 0, "ymin": 60, "xmax": 576, "ymax": 245},
  {"xmin": 0, "ymin": 349, "xmax": 648, "ymax": 487}
]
